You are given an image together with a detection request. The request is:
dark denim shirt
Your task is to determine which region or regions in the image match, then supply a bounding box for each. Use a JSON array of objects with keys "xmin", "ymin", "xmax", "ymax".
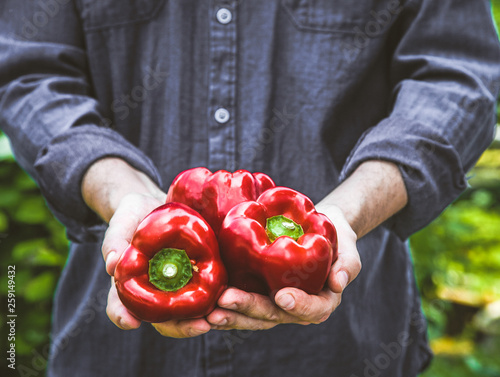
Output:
[{"xmin": 1, "ymin": 1, "xmax": 500, "ymax": 376}]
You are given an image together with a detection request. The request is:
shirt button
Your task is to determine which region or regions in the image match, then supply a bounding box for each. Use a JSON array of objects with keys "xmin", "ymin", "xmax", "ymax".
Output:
[
  {"xmin": 216, "ymin": 8, "xmax": 232, "ymax": 24},
  {"xmin": 214, "ymin": 108, "xmax": 230, "ymax": 124}
]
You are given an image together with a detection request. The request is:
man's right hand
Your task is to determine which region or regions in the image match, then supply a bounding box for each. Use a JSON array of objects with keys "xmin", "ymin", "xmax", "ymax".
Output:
[{"xmin": 81, "ymin": 158, "xmax": 212, "ymax": 337}]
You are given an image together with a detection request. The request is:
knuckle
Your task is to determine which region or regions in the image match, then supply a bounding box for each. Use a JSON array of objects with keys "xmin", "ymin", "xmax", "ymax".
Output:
[
  {"xmin": 310, "ymin": 309, "xmax": 329, "ymax": 324},
  {"xmin": 352, "ymin": 256, "xmax": 362, "ymax": 277},
  {"xmin": 239, "ymin": 293, "xmax": 260, "ymax": 315},
  {"xmin": 223, "ymin": 315, "xmax": 236, "ymax": 327},
  {"xmin": 101, "ymin": 238, "xmax": 112, "ymax": 255},
  {"xmin": 262, "ymin": 310, "xmax": 280, "ymax": 323},
  {"xmin": 185, "ymin": 327, "xmax": 198, "ymax": 338},
  {"xmin": 352, "ymin": 251, "xmax": 362, "ymax": 267},
  {"xmin": 317, "ymin": 311, "xmax": 332, "ymax": 324},
  {"xmin": 238, "ymin": 296, "xmax": 253, "ymax": 313},
  {"xmin": 106, "ymin": 305, "xmax": 121, "ymax": 328},
  {"xmin": 295, "ymin": 303, "xmax": 314, "ymax": 320}
]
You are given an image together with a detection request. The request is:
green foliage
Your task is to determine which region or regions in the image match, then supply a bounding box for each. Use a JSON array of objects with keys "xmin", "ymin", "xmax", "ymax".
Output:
[
  {"xmin": 412, "ymin": 191, "xmax": 500, "ymax": 376},
  {"xmin": 412, "ymin": 197, "xmax": 500, "ymax": 300},
  {"xmin": 493, "ymin": 0, "xmax": 500, "ymax": 37},
  {"xmin": 0, "ymin": 131, "xmax": 67, "ymax": 371}
]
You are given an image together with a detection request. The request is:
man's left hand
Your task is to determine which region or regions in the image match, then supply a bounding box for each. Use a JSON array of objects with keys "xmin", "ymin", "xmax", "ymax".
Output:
[{"xmin": 207, "ymin": 205, "xmax": 361, "ymax": 330}]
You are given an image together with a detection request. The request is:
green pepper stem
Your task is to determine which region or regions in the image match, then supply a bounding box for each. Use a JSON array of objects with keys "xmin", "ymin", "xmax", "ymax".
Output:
[
  {"xmin": 266, "ymin": 215, "xmax": 304, "ymax": 242},
  {"xmin": 149, "ymin": 248, "xmax": 193, "ymax": 292}
]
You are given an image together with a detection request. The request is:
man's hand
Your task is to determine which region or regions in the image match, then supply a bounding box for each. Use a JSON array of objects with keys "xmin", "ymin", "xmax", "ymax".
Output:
[
  {"xmin": 207, "ymin": 205, "xmax": 360, "ymax": 330},
  {"xmin": 82, "ymin": 158, "xmax": 212, "ymax": 337},
  {"xmin": 207, "ymin": 160, "xmax": 407, "ymax": 331}
]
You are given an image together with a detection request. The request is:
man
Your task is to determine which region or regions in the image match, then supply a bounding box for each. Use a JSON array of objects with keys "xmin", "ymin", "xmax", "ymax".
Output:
[{"xmin": 1, "ymin": 0, "xmax": 499, "ymax": 376}]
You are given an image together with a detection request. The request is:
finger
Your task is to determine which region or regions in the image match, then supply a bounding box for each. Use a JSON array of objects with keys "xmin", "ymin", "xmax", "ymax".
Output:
[
  {"xmin": 314, "ymin": 203, "xmax": 362, "ymax": 294},
  {"xmin": 274, "ymin": 287, "xmax": 341, "ymax": 324},
  {"xmin": 106, "ymin": 278, "xmax": 141, "ymax": 330},
  {"xmin": 208, "ymin": 307, "xmax": 280, "ymax": 331},
  {"xmin": 102, "ymin": 213, "xmax": 139, "ymax": 275},
  {"xmin": 152, "ymin": 318, "xmax": 211, "ymax": 338},
  {"xmin": 102, "ymin": 194, "xmax": 162, "ymax": 275},
  {"xmin": 215, "ymin": 288, "xmax": 298, "ymax": 323},
  {"xmin": 328, "ymin": 228, "xmax": 362, "ymax": 294}
]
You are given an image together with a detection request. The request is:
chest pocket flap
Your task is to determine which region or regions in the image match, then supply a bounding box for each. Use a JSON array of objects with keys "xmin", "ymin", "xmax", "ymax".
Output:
[
  {"xmin": 282, "ymin": 0, "xmax": 400, "ymax": 34},
  {"xmin": 77, "ymin": 0, "xmax": 166, "ymax": 31}
]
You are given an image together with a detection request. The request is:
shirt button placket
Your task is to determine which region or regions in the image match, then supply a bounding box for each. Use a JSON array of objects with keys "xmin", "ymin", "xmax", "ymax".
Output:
[
  {"xmin": 204, "ymin": 2, "xmax": 237, "ymax": 377},
  {"xmin": 207, "ymin": 1, "xmax": 237, "ymax": 172}
]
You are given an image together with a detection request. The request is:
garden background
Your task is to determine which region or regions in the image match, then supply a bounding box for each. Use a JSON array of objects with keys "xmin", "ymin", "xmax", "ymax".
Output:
[{"xmin": 1, "ymin": 2, "xmax": 500, "ymax": 376}]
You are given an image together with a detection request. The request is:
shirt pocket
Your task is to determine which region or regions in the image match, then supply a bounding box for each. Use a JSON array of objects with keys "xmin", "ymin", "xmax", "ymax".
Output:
[
  {"xmin": 281, "ymin": 0, "xmax": 379, "ymax": 34},
  {"xmin": 77, "ymin": 0, "xmax": 167, "ymax": 31}
]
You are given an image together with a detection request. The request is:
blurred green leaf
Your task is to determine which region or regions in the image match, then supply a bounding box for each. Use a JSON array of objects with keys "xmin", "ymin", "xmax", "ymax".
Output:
[
  {"xmin": 14, "ymin": 196, "xmax": 51, "ymax": 224},
  {"xmin": 15, "ymin": 334, "xmax": 35, "ymax": 356},
  {"xmin": 12, "ymin": 238, "xmax": 65, "ymax": 267},
  {"xmin": 470, "ymin": 190, "xmax": 494, "ymax": 208},
  {"xmin": 0, "ymin": 269, "xmax": 31, "ymax": 297},
  {"xmin": 23, "ymin": 309, "xmax": 51, "ymax": 345},
  {"xmin": 12, "ymin": 239, "xmax": 47, "ymax": 260},
  {"xmin": 493, "ymin": 0, "xmax": 500, "ymax": 34},
  {"xmin": 14, "ymin": 170, "xmax": 38, "ymax": 190},
  {"xmin": 23, "ymin": 272, "xmax": 57, "ymax": 302},
  {"xmin": 0, "ymin": 186, "xmax": 22, "ymax": 208},
  {"xmin": 0, "ymin": 210, "xmax": 8, "ymax": 232}
]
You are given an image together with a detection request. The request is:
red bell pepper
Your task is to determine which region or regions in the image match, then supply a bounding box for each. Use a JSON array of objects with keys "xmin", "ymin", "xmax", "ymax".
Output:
[
  {"xmin": 166, "ymin": 167, "xmax": 275, "ymax": 234},
  {"xmin": 218, "ymin": 187, "xmax": 337, "ymax": 295},
  {"xmin": 114, "ymin": 202, "xmax": 227, "ymax": 323}
]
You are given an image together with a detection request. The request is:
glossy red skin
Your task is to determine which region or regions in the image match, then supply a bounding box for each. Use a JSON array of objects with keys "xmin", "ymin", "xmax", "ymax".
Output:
[
  {"xmin": 166, "ymin": 167, "xmax": 275, "ymax": 234},
  {"xmin": 114, "ymin": 202, "xmax": 227, "ymax": 323},
  {"xmin": 218, "ymin": 187, "xmax": 338, "ymax": 295}
]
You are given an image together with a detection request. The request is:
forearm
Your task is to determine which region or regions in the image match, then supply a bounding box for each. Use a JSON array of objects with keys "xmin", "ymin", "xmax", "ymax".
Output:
[
  {"xmin": 82, "ymin": 157, "xmax": 166, "ymax": 223},
  {"xmin": 316, "ymin": 160, "xmax": 407, "ymax": 238}
]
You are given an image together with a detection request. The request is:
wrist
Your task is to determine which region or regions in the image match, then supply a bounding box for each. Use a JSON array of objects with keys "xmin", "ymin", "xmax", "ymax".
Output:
[
  {"xmin": 316, "ymin": 203, "xmax": 358, "ymax": 241},
  {"xmin": 317, "ymin": 160, "xmax": 407, "ymax": 238},
  {"xmin": 82, "ymin": 157, "xmax": 166, "ymax": 222}
]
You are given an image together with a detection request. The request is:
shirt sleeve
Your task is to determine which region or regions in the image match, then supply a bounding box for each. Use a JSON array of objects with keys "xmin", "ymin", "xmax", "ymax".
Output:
[
  {"xmin": 339, "ymin": 0, "xmax": 500, "ymax": 240},
  {"xmin": 0, "ymin": 1, "xmax": 162, "ymax": 243}
]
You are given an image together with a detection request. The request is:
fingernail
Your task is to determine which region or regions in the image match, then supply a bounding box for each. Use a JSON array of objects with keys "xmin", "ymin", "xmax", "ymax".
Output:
[
  {"xmin": 220, "ymin": 302, "xmax": 238, "ymax": 310},
  {"xmin": 339, "ymin": 271, "xmax": 348, "ymax": 290},
  {"xmin": 106, "ymin": 252, "xmax": 117, "ymax": 275},
  {"xmin": 106, "ymin": 251, "xmax": 116, "ymax": 265},
  {"xmin": 277, "ymin": 293, "xmax": 295, "ymax": 310},
  {"xmin": 215, "ymin": 318, "xmax": 228, "ymax": 326}
]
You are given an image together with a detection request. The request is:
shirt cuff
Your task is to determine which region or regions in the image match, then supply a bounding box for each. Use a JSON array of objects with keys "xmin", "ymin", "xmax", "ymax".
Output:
[
  {"xmin": 339, "ymin": 116, "xmax": 468, "ymax": 240},
  {"xmin": 34, "ymin": 125, "xmax": 163, "ymax": 243}
]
